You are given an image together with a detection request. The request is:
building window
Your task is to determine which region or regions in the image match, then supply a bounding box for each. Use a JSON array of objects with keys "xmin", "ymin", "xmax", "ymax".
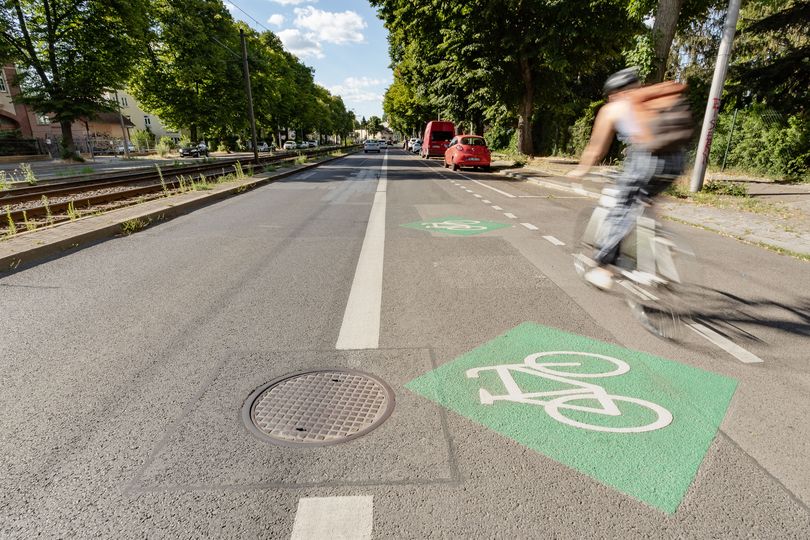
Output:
[
  {"xmin": 120, "ymin": 96, "xmax": 128, "ymax": 107},
  {"xmin": 144, "ymin": 115, "xmax": 151, "ymax": 126},
  {"xmin": 36, "ymin": 114, "xmax": 51, "ymax": 125},
  {"xmin": 0, "ymin": 73, "xmax": 7, "ymax": 93}
]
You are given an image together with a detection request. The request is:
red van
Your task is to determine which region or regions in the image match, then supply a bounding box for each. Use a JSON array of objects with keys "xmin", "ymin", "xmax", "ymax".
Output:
[{"xmin": 420, "ymin": 121, "xmax": 455, "ymax": 158}]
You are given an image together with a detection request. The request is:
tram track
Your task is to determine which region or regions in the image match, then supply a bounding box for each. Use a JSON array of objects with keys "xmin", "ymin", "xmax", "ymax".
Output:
[{"xmin": 0, "ymin": 146, "xmax": 350, "ymax": 228}]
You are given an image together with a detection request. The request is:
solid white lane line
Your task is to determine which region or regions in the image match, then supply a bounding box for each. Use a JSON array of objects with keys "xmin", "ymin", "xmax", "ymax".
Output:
[
  {"xmin": 687, "ymin": 322, "xmax": 765, "ymax": 364},
  {"xmin": 470, "ymin": 179, "xmax": 516, "ymax": 198},
  {"xmin": 473, "ymin": 194, "xmax": 483, "ymax": 198},
  {"xmin": 336, "ymin": 153, "xmax": 387, "ymax": 350},
  {"xmin": 482, "ymin": 199, "xmax": 491, "ymax": 204},
  {"xmin": 543, "ymin": 235, "xmax": 566, "ymax": 246},
  {"xmin": 491, "ymin": 205, "xmax": 503, "ymax": 210},
  {"xmin": 291, "ymin": 496, "xmax": 373, "ymax": 540},
  {"xmin": 521, "ymin": 223, "xmax": 539, "ymax": 231},
  {"xmin": 504, "ymin": 212, "xmax": 517, "ymax": 219}
]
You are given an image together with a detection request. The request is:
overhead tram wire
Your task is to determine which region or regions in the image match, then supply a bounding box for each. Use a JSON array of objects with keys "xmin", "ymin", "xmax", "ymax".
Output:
[{"xmin": 227, "ymin": 0, "xmax": 274, "ymax": 34}]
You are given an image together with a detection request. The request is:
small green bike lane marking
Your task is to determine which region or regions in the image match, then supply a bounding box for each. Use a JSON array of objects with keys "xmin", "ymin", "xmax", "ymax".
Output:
[
  {"xmin": 406, "ymin": 323, "xmax": 737, "ymax": 514},
  {"xmin": 400, "ymin": 217, "xmax": 509, "ymax": 236}
]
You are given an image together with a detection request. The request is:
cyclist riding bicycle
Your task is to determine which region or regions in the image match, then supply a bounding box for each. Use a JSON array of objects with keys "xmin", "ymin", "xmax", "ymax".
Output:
[{"xmin": 567, "ymin": 67, "xmax": 687, "ymax": 291}]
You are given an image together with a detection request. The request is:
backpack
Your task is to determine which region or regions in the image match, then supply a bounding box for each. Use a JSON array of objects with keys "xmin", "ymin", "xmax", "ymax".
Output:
[{"xmin": 627, "ymin": 81, "xmax": 693, "ymax": 153}]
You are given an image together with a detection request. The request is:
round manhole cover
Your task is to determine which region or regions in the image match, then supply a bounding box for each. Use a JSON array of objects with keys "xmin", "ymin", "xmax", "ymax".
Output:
[{"xmin": 242, "ymin": 369, "xmax": 395, "ymax": 446}]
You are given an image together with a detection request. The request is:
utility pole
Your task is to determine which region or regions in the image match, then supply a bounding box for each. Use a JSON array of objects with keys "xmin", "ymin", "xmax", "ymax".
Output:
[
  {"xmin": 240, "ymin": 29, "xmax": 259, "ymax": 164},
  {"xmin": 690, "ymin": 0, "xmax": 742, "ymax": 192},
  {"xmin": 114, "ymin": 90, "xmax": 130, "ymax": 159}
]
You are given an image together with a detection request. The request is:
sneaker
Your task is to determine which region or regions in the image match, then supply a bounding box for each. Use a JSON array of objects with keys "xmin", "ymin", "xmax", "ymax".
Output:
[{"xmin": 585, "ymin": 267, "xmax": 613, "ymax": 291}]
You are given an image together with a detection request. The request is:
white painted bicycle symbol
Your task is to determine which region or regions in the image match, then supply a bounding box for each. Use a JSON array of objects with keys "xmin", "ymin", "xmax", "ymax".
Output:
[
  {"xmin": 424, "ymin": 219, "xmax": 487, "ymax": 231},
  {"xmin": 466, "ymin": 351, "xmax": 673, "ymax": 433}
]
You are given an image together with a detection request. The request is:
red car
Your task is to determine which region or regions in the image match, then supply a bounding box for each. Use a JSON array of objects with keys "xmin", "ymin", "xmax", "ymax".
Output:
[{"xmin": 443, "ymin": 135, "xmax": 491, "ymax": 171}]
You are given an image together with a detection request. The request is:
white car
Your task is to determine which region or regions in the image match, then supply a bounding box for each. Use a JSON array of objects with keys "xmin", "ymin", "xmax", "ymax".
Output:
[
  {"xmin": 282, "ymin": 141, "xmax": 297, "ymax": 150},
  {"xmin": 257, "ymin": 141, "xmax": 274, "ymax": 152},
  {"xmin": 363, "ymin": 140, "xmax": 380, "ymax": 153},
  {"xmin": 411, "ymin": 140, "xmax": 422, "ymax": 154}
]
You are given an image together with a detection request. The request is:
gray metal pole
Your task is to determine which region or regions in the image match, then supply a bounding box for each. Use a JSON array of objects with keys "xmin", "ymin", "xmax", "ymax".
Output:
[
  {"xmin": 114, "ymin": 90, "xmax": 130, "ymax": 159},
  {"xmin": 240, "ymin": 29, "xmax": 259, "ymax": 164},
  {"xmin": 690, "ymin": 0, "xmax": 742, "ymax": 192}
]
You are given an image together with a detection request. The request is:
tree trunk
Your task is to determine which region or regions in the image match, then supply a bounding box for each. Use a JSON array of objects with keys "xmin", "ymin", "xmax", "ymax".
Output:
[
  {"xmin": 190, "ymin": 124, "xmax": 198, "ymax": 143},
  {"xmin": 517, "ymin": 53, "xmax": 534, "ymax": 155},
  {"xmin": 650, "ymin": 0, "xmax": 685, "ymax": 83},
  {"xmin": 60, "ymin": 120, "xmax": 76, "ymax": 159}
]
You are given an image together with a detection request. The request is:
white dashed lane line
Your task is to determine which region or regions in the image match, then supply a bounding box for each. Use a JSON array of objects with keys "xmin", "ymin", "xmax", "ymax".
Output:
[
  {"xmin": 543, "ymin": 235, "xmax": 566, "ymax": 246},
  {"xmin": 687, "ymin": 322, "xmax": 765, "ymax": 364},
  {"xmin": 521, "ymin": 223, "xmax": 539, "ymax": 231},
  {"xmin": 466, "ymin": 178, "xmax": 517, "ymax": 198},
  {"xmin": 473, "ymin": 194, "xmax": 482, "ymax": 198},
  {"xmin": 291, "ymin": 496, "xmax": 374, "ymax": 540},
  {"xmin": 492, "ymin": 205, "xmax": 503, "ymax": 210},
  {"xmin": 504, "ymin": 213, "xmax": 517, "ymax": 219},
  {"xmin": 482, "ymin": 199, "xmax": 491, "ymax": 204}
]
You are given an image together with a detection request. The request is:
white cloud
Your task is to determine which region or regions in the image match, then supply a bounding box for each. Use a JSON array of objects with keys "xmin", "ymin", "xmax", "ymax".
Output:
[
  {"xmin": 328, "ymin": 77, "xmax": 387, "ymax": 103},
  {"xmin": 293, "ymin": 6, "xmax": 366, "ymax": 45},
  {"xmin": 277, "ymin": 28, "xmax": 323, "ymax": 58},
  {"xmin": 270, "ymin": 0, "xmax": 315, "ymax": 5},
  {"xmin": 267, "ymin": 14, "xmax": 285, "ymax": 27}
]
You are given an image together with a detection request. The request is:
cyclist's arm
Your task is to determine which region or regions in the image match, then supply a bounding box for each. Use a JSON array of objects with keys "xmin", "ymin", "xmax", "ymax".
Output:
[{"xmin": 569, "ymin": 105, "xmax": 617, "ymax": 177}]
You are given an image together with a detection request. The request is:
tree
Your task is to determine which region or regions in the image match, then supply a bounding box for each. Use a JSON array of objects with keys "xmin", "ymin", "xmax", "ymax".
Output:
[
  {"xmin": 0, "ymin": 0, "xmax": 150, "ymax": 158},
  {"xmin": 128, "ymin": 0, "xmax": 244, "ymax": 143},
  {"xmin": 729, "ymin": 0, "xmax": 809, "ymax": 117}
]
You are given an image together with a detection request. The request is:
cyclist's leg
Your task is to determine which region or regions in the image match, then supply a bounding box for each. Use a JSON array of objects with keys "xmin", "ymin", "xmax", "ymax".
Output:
[{"xmin": 591, "ymin": 150, "xmax": 656, "ymax": 266}]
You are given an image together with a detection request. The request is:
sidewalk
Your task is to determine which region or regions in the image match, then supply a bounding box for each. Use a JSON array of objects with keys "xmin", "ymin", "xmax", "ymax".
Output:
[{"xmin": 500, "ymin": 158, "xmax": 810, "ymax": 259}]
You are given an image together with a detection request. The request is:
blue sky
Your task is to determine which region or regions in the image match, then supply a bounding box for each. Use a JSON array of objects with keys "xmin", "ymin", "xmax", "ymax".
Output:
[{"xmin": 224, "ymin": 0, "xmax": 391, "ymax": 121}]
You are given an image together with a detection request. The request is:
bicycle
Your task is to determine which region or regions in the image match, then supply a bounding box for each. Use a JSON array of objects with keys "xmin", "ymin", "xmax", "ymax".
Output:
[
  {"xmin": 573, "ymin": 184, "xmax": 700, "ymax": 339},
  {"xmin": 466, "ymin": 351, "xmax": 673, "ymax": 433}
]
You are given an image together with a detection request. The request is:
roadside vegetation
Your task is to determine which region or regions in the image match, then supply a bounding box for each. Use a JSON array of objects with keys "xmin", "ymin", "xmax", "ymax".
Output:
[
  {"xmin": 0, "ymin": 0, "xmax": 356, "ymax": 159},
  {"xmin": 374, "ymin": 0, "xmax": 808, "ymax": 185}
]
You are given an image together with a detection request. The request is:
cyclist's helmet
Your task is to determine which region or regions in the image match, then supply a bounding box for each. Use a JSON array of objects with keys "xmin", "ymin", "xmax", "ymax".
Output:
[{"xmin": 603, "ymin": 67, "xmax": 640, "ymax": 96}]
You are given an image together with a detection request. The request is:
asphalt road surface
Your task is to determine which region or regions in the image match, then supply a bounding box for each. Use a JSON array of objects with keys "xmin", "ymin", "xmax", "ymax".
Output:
[{"xmin": 2, "ymin": 150, "xmax": 809, "ymax": 538}]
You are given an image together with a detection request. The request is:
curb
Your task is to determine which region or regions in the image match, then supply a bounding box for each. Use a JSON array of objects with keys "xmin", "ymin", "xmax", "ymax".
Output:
[
  {"xmin": 0, "ymin": 151, "xmax": 356, "ymax": 273},
  {"xmin": 501, "ymin": 169, "xmax": 601, "ymax": 199}
]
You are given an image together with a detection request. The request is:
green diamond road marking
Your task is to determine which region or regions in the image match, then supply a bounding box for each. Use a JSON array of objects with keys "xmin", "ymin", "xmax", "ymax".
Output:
[
  {"xmin": 406, "ymin": 323, "xmax": 737, "ymax": 514},
  {"xmin": 401, "ymin": 217, "xmax": 509, "ymax": 236}
]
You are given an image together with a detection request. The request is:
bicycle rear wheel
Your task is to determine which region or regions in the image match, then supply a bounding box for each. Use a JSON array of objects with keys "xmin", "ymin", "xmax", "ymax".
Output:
[{"xmin": 620, "ymin": 228, "xmax": 700, "ymax": 340}]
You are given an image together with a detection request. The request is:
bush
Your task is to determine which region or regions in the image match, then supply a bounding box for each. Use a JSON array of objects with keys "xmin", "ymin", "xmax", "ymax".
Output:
[
  {"xmin": 155, "ymin": 136, "xmax": 175, "ymax": 157},
  {"xmin": 217, "ymin": 142, "xmax": 230, "ymax": 153},
  {"xmin": 703, "ymin": 180, "xmax": 748, "ymax": 197},
  {"xmin": 709, "ymin": 105, "xmax": 809, "ymax": 181}
]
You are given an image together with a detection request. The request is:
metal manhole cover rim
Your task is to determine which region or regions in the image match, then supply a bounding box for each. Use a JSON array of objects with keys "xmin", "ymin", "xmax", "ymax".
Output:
[{"xmin": 241, "ymin": 368, "xmax": 395, "ymax": 448}]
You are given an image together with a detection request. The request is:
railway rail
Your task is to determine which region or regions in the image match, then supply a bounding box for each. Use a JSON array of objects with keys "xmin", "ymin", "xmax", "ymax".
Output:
[{"xmin": 0, "ymin": 146, "xmax": 352, "ymax": 229}]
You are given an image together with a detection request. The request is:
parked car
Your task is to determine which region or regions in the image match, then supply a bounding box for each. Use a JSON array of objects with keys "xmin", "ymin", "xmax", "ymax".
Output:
[
  {"xmin": 282, "ymin": 140, "xmax": 297, "ymax": 150},
  {"xmin": 421, "ymin": 120, "xmax": 455, "ymax": 158},
  {"xmin": 116, "ymin": 143, "xmax": 135, "ymax": 154},
  {"xmin": 411, "ymin": 139, "xmax": 422, "ymax": 154},
  {"xmin": 307, "ymin": 141, "xmax": 317, "ymax": 148},
  {"xmin": 406, "ymin": 138, "xmax": 418, "ymax": 151},
  {"xmin": 257, "ymin": 141, "xmax": 275, "ymax": 152},
  {"xmin": 443, "ymin": 135, "xmax": 492, "ymax": 171},
  {"xmin": 179, "ymin": 143, "xmax": 208, "ymax": 157},
  {"xmin": 363, "ymin": 139, "xmax": 380, "ymax": 153}
]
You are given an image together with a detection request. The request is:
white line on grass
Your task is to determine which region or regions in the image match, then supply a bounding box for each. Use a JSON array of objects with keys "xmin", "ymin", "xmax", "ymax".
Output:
[{"xmin": 336, "ymin": 153, "xmax": 387, "ymax": 350}]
